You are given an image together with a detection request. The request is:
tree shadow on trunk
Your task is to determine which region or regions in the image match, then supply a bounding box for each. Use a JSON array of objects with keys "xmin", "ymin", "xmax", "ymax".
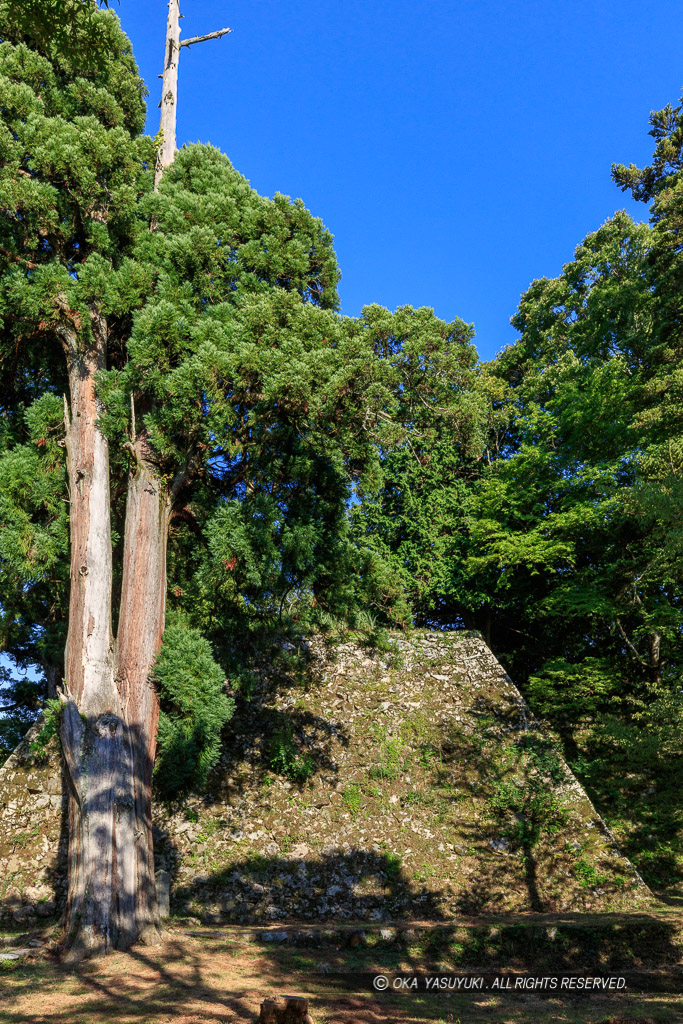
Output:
[{"xmin": 58, "ymin": 712, "xmax": 163, "ymax": 959}]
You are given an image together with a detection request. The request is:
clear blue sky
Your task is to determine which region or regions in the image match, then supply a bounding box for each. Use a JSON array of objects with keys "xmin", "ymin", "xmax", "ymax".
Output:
[{"xmin": 119, "ymin": 0, "xmax": 682, "ymax": 361}]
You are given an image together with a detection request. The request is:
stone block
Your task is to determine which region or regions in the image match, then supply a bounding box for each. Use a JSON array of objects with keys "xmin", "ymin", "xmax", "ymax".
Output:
[{"xmin": 155, "ymin": 868, "xmax": 170, "ymax": 919}]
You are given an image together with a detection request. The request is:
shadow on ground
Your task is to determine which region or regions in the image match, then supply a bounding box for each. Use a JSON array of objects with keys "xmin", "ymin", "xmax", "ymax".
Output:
[{"xmin": 1, "ymin": 917, "xmax": 683, "ymax": 1024}]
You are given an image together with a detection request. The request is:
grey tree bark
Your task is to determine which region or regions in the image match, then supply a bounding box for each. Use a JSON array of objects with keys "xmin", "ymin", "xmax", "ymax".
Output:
[
  {"xmin": 155, "ymin": 0, "xmax": 181, "ymax": 188},
  {"xmin": 154, "ymin": 1, "xmax": 231, "ymax": 189},
  {"xmin": 115, "ymin": 434, "xmax": 173, "ymax": 947},
  {"xmin": 59, "ymin": 314, "xmax": 141, "ymax": 958},
  {"xmin": 56, "ymin": 1, "xmax": 232, "ymax": 958}
]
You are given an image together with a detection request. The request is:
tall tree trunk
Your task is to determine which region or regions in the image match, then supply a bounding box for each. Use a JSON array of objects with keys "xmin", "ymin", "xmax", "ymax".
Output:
[
  {"xmin": 155, "ymin": 0, "xmax": 180, "ymax": 188},
  {"xmin": 59, "ymin": 317, "xmax": 139, "ymax": 958},
  {"xmin": 56, "ymin": 0, "xmax": 226, "ymax": 955},
  {"xmin": 62, "ymin": 322, "xmax": 114, "ymax": 713},
  {"xmin": 58, "ymin": 320, "xmax": 170, "ymax": 956},
  {"xmin": 58, "ymin": 0, "xmax": 185, "ymax": 952},
  {"xmin": 115, "ymin": 437, "xmax": 172, "ymax": 946}
]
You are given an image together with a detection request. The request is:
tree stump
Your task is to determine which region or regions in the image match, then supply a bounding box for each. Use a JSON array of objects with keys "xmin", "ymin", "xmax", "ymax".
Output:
[{"xmin": 259, "ymin": 996, "xmax": 315, "ymax": 1024}]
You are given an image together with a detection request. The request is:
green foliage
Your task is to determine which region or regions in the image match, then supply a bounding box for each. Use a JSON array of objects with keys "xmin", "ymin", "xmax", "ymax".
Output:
[
  {"xmin": 267, "ymin": 723, "xmax": 316, "ymax": 783},
  {"xmin": 0, "ymin": 392, "xmax": 69, "ymax": 736},
  {"xmin": 526, "ymin": 658, "xmax": 619, "ymax": 720},
  {"xmin": 0, "ymin": 393, "xmax": 68, "ymax": 592},
  {"xmin": 350, "ymin": 304, "xmax": 491, "ymax": 627},
  {"xmin": 465, "ymin": 208, "xmax": 683, "ymax": 740},
  {"xmin": 29, "ymin": 697, "xmax": 61, "ymax": 759},
  {"xmin": 367, "ymin": 729, "xmax": 405, "ymax": 781},
  {"xmin": 612, "ymin": 93, "xmax": 683, "ymax": 206},
  {"xmin": 571, "ymin": 857, "xmax": 607, "ymax": 891},
  {"xmin": 486, "ymin": 735, "xmax": 569, "ymax": 851},
  {"xmin": 342, "ymin": 783, "xmax": 362, "ymax": 816},
  {"xmin": 152, "ymin": 622, "xmax": 234, "ymax": 798},
  {"xmin": 0, "ymin": 2, "xmax": 121, "ymax": 69},
  {"xmin": 91, "ymin": 143, "xmax": 392, "ymax": 643}
]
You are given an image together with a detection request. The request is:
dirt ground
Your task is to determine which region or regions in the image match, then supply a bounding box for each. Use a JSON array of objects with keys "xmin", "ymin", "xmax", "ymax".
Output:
[{"xmin": 1, "ymin": 923, "xmax": 682, "ymax": 1024}]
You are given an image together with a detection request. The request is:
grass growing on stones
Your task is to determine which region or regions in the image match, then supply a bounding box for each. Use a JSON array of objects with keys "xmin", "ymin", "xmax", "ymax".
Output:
[
  {"xmin": 152, "ymin": 634, "xmax": 652, "ymax": 925},
  {"xmin": 0, "ymin": 632, "xmax": 659, "ymax": 930}
]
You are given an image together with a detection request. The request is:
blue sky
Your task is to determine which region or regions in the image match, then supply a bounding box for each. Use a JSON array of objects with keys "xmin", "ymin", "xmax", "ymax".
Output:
[{"xmin": 119, "ymin": 0, "xmax": 683, "ymax": 361}]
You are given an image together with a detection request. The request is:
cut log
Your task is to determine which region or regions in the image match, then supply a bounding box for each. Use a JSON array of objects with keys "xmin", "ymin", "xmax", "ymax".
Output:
[{"xmin": 259, "ymin": 996, "xmax": 315, "ymax": 1024}]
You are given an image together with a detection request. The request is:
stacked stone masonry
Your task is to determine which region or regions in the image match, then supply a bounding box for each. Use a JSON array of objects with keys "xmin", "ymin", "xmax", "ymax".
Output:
[{"xmin": 0, "ymin": 632, "xmax": 651, "ymax": 927}]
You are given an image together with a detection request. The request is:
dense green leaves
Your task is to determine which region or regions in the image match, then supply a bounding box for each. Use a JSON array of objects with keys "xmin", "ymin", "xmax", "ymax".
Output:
[
  {"xmin": 0, "ymin": 3, "xmax": 681, "ymax": 891},
  {"xmin": 152, "ymin": 621, "xmax": 234, "ymax": 797},
  {"xmin": 0, "ymin": 1, "xmax": 122, "ymax": 72},
  {"xmin": 350, "ymin": 304, "xmax": 489, "ymax": 625},
  {"xmin": 92, "ymin": 142, "xmax": 392, "ymax": 649},
  {"xmin": 0, "ymin": 0, "xmax": 149, "ymax": 736},
  {"xmin": 463, "ymin": 209, "xmax": 682, "ymax": 726},
  {"xmin": 0, "ymin": 0, "xmax": 151, "ymax": 415}
]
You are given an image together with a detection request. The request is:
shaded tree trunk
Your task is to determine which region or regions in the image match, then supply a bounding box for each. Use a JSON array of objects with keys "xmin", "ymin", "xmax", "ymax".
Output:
[
  {"xmin": 45, "ymin": 664, "xmax": 60, "ymax": 700},
  {"xmin": 59, "ymin": 322, "xmax": 168, "ymax": 957},
  {"xmin": 56, "ymin": 0, "xmax": 224, "ymax": 956},
  {"xmin": 115, "ymin": 440, "xmax": 173, "ymax": 946},
  {"xmin": 59, "ymin": 317, "xmax": 139, "ymax": 958},
  {"xmin": 650, "ymin": 631, "xmax": 663, "ymax": 688}
]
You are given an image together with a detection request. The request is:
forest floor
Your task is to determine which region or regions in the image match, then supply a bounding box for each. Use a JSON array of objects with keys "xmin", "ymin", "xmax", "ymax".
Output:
[{"xmin": 1, "ymin": 914, "xmax": 682, "ymax": 1024}]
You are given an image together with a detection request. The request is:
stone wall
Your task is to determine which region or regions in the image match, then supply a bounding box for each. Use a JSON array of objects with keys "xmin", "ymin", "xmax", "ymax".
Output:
[
  {"xmin": 0, "ymin": 631, "xmax": 651, "ymax": 928},
  {"xmin": 0, "ymin": 721, "xmax": 65, "ymax": 925}
]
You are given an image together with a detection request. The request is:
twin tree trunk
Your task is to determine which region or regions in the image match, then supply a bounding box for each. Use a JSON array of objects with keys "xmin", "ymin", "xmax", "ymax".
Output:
[
  {"xmin": 56, "ymin": 0, "xmax": 180, "ymax": 954},
  {"xmin": 59, "ymin": 0, "xmax": 179, "ymax": 949},
  {"xmin": 57, "ymin": 0, "xmax": 230, "ymax": 958},
  {"xmin": 60, "ymin": 316, "xmax": 170, "ymax": 957}
]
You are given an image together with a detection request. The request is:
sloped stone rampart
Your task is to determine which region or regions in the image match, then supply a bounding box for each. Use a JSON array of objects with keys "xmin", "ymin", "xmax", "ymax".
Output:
[
  {"xmin": 0, "ymin": 721, "xmax": 65, "ymax": 925},
  {"xmin": 0, "ymin": 632, "xmax": 652, "ymax": 928}
]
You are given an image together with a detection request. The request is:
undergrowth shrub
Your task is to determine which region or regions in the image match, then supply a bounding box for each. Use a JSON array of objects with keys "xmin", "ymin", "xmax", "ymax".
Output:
[
  {"xmin": 368, "ymin": 727, "xmax": 406, "ymax": 780},
  {"xmin": 267, "ymin": 722, "xmax": 316, "ymax": 782},
  {"xmin": 29, "ymin": 698, "xmax": 62, "ymax": 760},
  {"xmin": 485, "ymin": 733, "xmax": 569, "ymax": 850},
  {"xmin": 153, "ymin": 621, "xmax": 234, "ymax": 798}
]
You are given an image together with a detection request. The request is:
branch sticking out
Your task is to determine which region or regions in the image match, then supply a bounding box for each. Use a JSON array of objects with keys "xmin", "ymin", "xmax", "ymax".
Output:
[
  {"xmin": 615, "ymin": 617, "xmax": 647, "ymax": 666},
  {"xmin": 180, "ymin": 27, "xmax": 232, "ymax": 48},
  {"xmin": 122, "ymin": 441, "xmax": 139, "ymax": 466},
  {"xmin": 130, "ymin": 392, "xmax": 137, "ymax": 443}
]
